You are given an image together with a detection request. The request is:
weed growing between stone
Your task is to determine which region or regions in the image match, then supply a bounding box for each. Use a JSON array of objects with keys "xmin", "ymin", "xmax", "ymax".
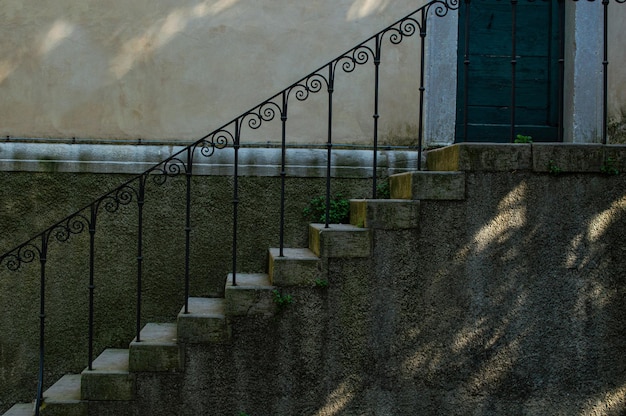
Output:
[
  {"xmin": 514, "ymin": 134, "xmax": 533, "ymax": 143},
  {"xmin": 601, "ymin": 157, "xmax": 620, "ymax": 175},
  {"xmin": 548, "ymin": 160, "xmax": 562, "ymax": 175},
  {"xmin": 314, "ymin": 278, "xmax": 329, "ymax": 288},
  {"xmin": 303, "ymin": 194, "xmax": 350, "ymax": 223},
  {"xmin": 272, "ymin": 289, "xmax": 293, "ymax": 311}
]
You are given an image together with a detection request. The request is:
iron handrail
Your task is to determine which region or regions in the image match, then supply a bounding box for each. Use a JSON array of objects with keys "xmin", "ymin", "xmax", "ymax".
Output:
[{"xmin": 0, "ymin": 1, "xmax": 624, "ymax": 414}]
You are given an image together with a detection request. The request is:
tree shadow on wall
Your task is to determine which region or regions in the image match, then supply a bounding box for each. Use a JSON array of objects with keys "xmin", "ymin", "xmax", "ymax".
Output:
[{"xmin": 310, "ymin": 171, "xmax": 626, "ymax": 415}]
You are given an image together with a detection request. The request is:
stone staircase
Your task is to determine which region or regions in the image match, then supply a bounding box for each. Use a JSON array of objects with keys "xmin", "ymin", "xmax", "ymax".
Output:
[{"xmin": 3, "ymin": 167, "xmax": 464, "ymax": 416}]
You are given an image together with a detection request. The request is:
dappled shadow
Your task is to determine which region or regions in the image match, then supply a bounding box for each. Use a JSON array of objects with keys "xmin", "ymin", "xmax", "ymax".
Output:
[{"xmin": 354, "ymin": 171, "xmax": 626, "ymax": 414}]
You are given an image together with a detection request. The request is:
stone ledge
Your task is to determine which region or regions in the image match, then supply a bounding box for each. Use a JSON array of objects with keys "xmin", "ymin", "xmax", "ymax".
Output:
[
  {"xmin": 426, "ymin": 143, "xmax": 626, "ymax": 173},
  {"xmin": 308, "ymin": 224, "xmax": 371, "ymax": 258},
  {"xmin": 0, "ymin": 142, "xmax": 418, "ymax": 177},
  {"xmin": 426, "ymin": 143, "xmax": 532, "ymax": 172},
  {"xmin": 349, "ymin": 200, "xmax": 420, "ymax": 230},
  {"xmin": 390, "ymin": 172, "xmax": 465, "ymax": 201}
]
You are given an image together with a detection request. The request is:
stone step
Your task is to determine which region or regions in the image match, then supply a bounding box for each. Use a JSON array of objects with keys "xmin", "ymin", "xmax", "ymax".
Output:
[
  {"xmin": 268, "ymin": 247, "xmax": 320, "ymax": 286},
  {"xmin": 2, "ymin": 403, "xmax": 34, "ymax": 416},
  {"xmin": 40, "ymin": 374, "xmax": 87, "ymax": 416},
  {"xmin": 308, "ymin": 223, "xmax": 371, "ymax": 258},
  {"xmin": 177, "ymin": 297, "xmax": 229, "ymax": 344},
  {"xmin": 389, "ymin": 171, "xmax": 465, "ymax": 201},
  {"xmin": 349, "ymin": 199, "xmax": 420, "ymax": 230},
  {"xmin": 129, "ymin": 323, "xmax": 182, "ymax": 372},
  {"xmin": 81, "ymin": 348, "xmax": 134, "ymax": 401},
  {"xmin": 224, "ymin": 273, "xmax": 276, "ymax": 317}
]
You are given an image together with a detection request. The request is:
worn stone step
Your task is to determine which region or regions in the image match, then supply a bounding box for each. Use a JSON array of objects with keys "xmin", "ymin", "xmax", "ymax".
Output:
[
  {"xmin": 349, "ymin": 199, "xmax": 420, "ymax": 230},
  {"xmin": 308, "ymin": 223, "xmax": 371, "ymax": 258},
  {"xmin": 2, "ymin": 403, "xmax": 34, "ymax": 416},
  {"xmin": 225, "ymin": 273, "xmax": 276, "ymax": 317},
  {"xmin": 426, "ymin": 143, "xmax": 533, "ymax": 172},
  {"xmin": 129, "ymin": 323, "xmax": 182, "ymax": 372},
  {"xmin": 81, "ymin": 348, "xmax": 134, "ymax": 401},
  {"xmin": 177, "ymin": 297, "xmax": 229, "ymax": 344},
  {"xmin": 268, "ymin": 247, "xmax": 320, "ymax": 286},
  {"xmin": 389, "ymin": 171, "xmax": 465, "ymax": 201},
  {"xmin": 39, "ymin": 374, "xmax": 87, "ymax": 416}
]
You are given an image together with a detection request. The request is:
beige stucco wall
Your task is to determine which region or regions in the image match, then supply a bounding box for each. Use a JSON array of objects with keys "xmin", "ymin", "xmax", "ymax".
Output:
[
  {"xmin": 0, "ymin": 0, "xmax": 431, "ymax": 145},
  {"xmin": 1, "ymin": 1, "xmax": 625, "ymax": 145}
]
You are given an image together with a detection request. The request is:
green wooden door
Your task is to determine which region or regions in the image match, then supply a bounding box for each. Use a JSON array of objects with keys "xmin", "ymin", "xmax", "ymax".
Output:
[{"xmin": 455, "ymin": 1, "xmax": 562, "ymax": 142}]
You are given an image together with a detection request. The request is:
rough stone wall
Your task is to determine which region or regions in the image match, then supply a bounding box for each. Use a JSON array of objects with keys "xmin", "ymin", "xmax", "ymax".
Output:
[
  {"xmin": 165, "ymin": 168, "xmax": 624, "ymax": 415},
  {"xmin": 0, "ymin": 171, "xmax": 373, "ymax": 414},
  {"xmin": 2, "ymin": 146, "xmax": 626, "ymax": 414},
  {"xmin": 105, "ymin": 162, "xmax": 626, "ymax": 415}
]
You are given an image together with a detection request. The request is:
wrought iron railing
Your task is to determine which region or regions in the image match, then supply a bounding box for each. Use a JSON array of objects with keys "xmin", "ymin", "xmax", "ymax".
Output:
[{"xmin": 0, "ymin": 0, "xmax": 624, "ymax": 414}]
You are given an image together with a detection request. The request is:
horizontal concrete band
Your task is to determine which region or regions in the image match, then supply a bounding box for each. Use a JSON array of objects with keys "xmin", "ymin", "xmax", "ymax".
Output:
[{"xmin": 0, "ymin": 142, "xmax": 419, "ymax": 178}]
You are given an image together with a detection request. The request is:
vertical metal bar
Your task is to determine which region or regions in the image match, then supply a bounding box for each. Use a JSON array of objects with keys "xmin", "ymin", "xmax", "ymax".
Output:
[
  {"xmin": 136, "ymin": 178, "xmax": 145, "ymax": 342},
  {"xmin": 184, "ymin": 150, "xmax": 192, "ymax": 313},
  {"xmin": 510, "ymin": 0, "xmax": 518, "ymax": 142},
  {"xmin": 558, "ymin": 0, "xmax": 565, "ymax": 142},
  {"xmin": 463, "ymin": 0, "xmax": 472, "ymax": 142},
  {"xmin": 418, "ymin": 10, "xmax": 427, "ymax": 170},
  {"xmin": 232, "ymin": 123, "xmax": 240, "ymax": 286},
  {"xmin": 546, "ymin": 2, "xmax": 554, "ymax": 131},
  {"xmin": 35, "ymin": 234, "xmax": 47, "ymax": 416},
  {"xmin": 325, "ymin": 64, "xmax": 334, "ymax": 228},
  {"xmin": 602, "ymin": 0, "xmax": 609, "ymax": 144},
  {"xmin": 279, "ymin": 92, "xmax": 287, "ymax": 257},
  {"xmin": 88, "ymin": 207, "xmax": 96, "ymax": 370},
  {"xmin": 373, "ymin": 35, "xmax": 381, "ymax": 198}
]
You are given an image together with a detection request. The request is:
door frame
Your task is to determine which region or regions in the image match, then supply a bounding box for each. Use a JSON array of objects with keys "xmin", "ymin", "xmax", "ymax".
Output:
[{"xmin": 423, "ymin": 1, "xmax": 605, "ymax": 147}]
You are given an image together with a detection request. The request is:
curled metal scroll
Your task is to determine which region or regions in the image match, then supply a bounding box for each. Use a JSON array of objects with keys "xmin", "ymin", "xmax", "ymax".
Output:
[
  {"xmin": 429, "ymin": 0, "xmax": 460, "ymax": 17},
  {"xmin": 50, "ymin": 214, "xmax": 90, "ymax": 244},
  {"xmin": 241, "ymin": 101, "xmax": 282, "ymax": 131},
  {"xmin": 100, "ymin": 185, "xmax": 138, "ymax": 213},
  {"xmin": 288, "ymin": 72, "xmax": 329, "ymax": 103},
  {"xmin": 1, "ymin": 243, "xmax": 40, "ymax": 272},
  {"xmin": 334, "ymin": 45, "xmax": 375, "ymax": 74},
  {"xmin": 194, "ymin": 130, "xmax": 231, "ymax": 159},
  {"xmin": 152, "ymin": 157, "xmax": 188, "ymax": 186}
]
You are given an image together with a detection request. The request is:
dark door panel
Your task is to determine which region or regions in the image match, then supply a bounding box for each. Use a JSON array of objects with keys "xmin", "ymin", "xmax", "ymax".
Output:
[{"xmin": 456, "ymin": 0, "xmax": 562, "ymax": 143}]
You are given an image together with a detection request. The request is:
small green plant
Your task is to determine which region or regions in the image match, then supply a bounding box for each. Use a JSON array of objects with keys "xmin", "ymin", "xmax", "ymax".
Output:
[
  {"xmin": 376, "ymin": 178, "xmax": 390, "ymax": 199},
  {"xmin": 314, "ymin": 278, "xmax": 329, "ymax": 288},
  {"xmin": 548, "ymin": 159, "xmax": 562, "ymax": 175},
  {"xmin": 601, "ymin": 157, "xmax": 619, "ymax": 175},
  {"xmin": 514, "ymin": 134, "xmax": 533, "ymax": 143},
  {"xmin": 238, "ymin": 413, "xmax": 250, "ymax": 416},
  {"xmin": 303, "ymin": 193, "xmax": 350, "ymax": 224},
  {"xmin": 272, "ymin": 289, "xmax": 293, "ymax": 310}
]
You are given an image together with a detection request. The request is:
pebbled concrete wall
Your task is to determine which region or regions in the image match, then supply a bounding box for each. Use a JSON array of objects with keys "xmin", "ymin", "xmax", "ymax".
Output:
[
  {"xmin": 134, "ymin": 145, "xmax": 626, "ymax": 415},
  {"xmin": 2, "ymin": 144, "xmax": 626, "ymax": 414},
  {"xmin": 0, "ymin": 143, "xmax": 409, "ymax": 413}
]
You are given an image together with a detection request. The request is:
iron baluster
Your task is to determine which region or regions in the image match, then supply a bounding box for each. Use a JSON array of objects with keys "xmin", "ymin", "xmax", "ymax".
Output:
[
  {"xmin": 325, "ymin": 63, "xmax": 334, "ymax": 228},
  {"xmin": 232, "ymin": 122, "xmax": 241, "ymax": 286},
  {"xmin": 558, "ymin": 0, "xmax": 565, "ymax": 142},
  {"xmin": 88, "ymin": 205, "xmax": 97, "ymax": 370},
  {"xmin": 279, "ymin": 91, "xmax": 287, "ymax": 257},
  {"xmin": 373, "ymin": 35, "xmax": 381, "ymax": 198},
  {"xmin": 35, "ymin": 233, "xmax": 47, "ymax": 416},
  {"xmin": 184, "ymin": 149, "xmax": 193, "ymax": 313},
  {"xmin": 510, "ymin": 0, "xmax": 518, "ymax": 142},
  {"xmin": 463, "ymin": 0, "xmax": 472, "ymax": 142},
  {"xmin": 417, "ymin": 9, "xmax": 427, "ymax": 170},
  {"xmin": 603, "ymin": 0, "xmax": 609, "ymax": 144},
  {"xmin": 135, "ymin": 176, "xmax": 146, "ymax": 342}
]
